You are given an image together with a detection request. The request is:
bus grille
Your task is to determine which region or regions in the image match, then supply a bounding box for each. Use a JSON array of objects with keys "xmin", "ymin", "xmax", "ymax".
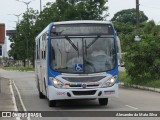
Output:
[
  {"xmin": 72, "ymin": 90, "xmax": 96, "ymax": 95},
  {"xmin": 63, "ymin": 76, "xmax": 106, "ymax": 82},
  {"xmin": 69, "ymin": 84, "xmax": 99, "ymax": 87}
]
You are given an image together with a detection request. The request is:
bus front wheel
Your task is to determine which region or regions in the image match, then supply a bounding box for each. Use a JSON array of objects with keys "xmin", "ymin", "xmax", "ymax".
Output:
[
  {"xmin": 38, "ymin": 81, "xmax": 45, "ymax": 99},
  {"xmin": 48, "ymin": 100, "xmax": 56, "ymax": 107},
  {"xmin": 39, "ymin": 91, "xmax": 45, "ymax": 99},
  {"xmin": 98, "ymin": 98, "xmax": 108, "ymax": 106}
]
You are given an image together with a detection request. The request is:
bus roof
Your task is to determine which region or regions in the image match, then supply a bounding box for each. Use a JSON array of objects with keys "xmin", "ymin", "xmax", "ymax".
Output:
[{"xmin": 54, "ymin": 20, "xmax": 112, "ymax": 25}]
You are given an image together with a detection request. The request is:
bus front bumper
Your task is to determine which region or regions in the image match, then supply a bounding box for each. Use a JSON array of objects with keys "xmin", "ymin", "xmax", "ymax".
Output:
[{"xmin": 48, "ymin": 84, "xmax": 118, "ymax": 100}]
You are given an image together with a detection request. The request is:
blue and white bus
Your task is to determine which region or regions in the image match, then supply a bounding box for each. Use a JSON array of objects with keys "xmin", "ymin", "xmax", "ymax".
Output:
[{"xmin": 35, "ymin": 20, "xmax": 119, "ymax": 107}]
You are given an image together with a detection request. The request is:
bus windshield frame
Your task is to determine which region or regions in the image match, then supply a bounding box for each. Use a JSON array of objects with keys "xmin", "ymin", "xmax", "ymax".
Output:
[{"xmin": 50, "ymin": 23, "xmax": 116, "ymax": 74}]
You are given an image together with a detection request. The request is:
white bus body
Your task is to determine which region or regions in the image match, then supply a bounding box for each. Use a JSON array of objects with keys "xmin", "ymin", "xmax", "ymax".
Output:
[{"xmin": 35, "ymin": 20, "xmax": 119, "ymax": 107}]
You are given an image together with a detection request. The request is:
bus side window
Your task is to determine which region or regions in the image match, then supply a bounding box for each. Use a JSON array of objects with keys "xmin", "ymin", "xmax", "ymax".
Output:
[
  {"xmin": 42, "ymin": 51, "xmax": 43, "ymax": 59},
  {"xmin": 38, "ymin": 38, "xmax": 41, "ymax": 59},
  {"xmin": 44, "ymin": 48, "xmax": 46, "ymax": 59},
  {"xmin": 36, "ymin": 44, "xmax": 38, "ymax": 59},
  {"xmin": 36, "ymin": 38, "xmax": 41, "ymax": 60},
  {"xmin": 42, "ymin": 34, "xmax": 47, "ymax": 60}
]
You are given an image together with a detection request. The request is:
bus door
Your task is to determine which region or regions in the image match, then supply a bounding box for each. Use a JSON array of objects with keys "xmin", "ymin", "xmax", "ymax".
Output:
[
  {"xmin": 40, "ymin": 34, "xmax": 47, "ymax": 94},
  {"xmin": 36, "ymin": 37, "xmax": 43, "ymax": 92}
]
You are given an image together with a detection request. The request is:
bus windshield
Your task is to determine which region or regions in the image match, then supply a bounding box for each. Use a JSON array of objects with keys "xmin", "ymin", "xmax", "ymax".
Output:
[{"xmin": 50, "ymin": 36, "xmax": 116, "ymax": 74}]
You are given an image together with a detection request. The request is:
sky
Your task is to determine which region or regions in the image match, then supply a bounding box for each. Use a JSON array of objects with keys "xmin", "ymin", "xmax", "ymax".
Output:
[
  {"xmin": 1, "ymin": 0, "xmax": 160, "ymax": 30},
  {"xmin": 1, "ymin": 0, "xmax": 160, "ymax": 50},
  {"xmin": 107, "ymin": 0, "xmax": 160, "ymax": 23},
  {"xmin": 0, "ymin": 0, "xmax": 55, "ymax": 30}
]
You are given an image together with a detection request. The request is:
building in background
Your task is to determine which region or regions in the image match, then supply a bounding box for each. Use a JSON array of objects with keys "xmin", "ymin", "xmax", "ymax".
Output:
[
  {"xmin": 0, "ymin": 37, "xmax": 8, "ymax": 57},
  {"xmin": 0, "ymin": 23, "xmax": 5, "ymax": 44},
  {"xmin": 0, "ymin": 23, "xmax": 8, "ymax": 58}
]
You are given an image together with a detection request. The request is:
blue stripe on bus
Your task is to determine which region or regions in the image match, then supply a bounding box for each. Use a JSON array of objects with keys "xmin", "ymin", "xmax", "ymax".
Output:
[
  {"xmin": 106, "ymin": 66, "xmax": 119, "ymax": 83},
  {"xmin": 106, "ymin": 66, "xmax": 118, "ymax": 76},
  {"xmin": 48, "ymin": 23, "xmax": 56, "ymax": 86},
  {"xmin": 48, "ymin": 67, "xmax": 62, "ymax": 86},
  {"xmin": 115, "ymin": 79, "xmax": 119, "ymax": 83}
]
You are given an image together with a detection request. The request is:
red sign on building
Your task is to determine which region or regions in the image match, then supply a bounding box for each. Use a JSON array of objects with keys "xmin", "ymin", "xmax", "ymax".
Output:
[{"xmin": 0, "ymin": 23, "xmax": 5, "ymax": 44}]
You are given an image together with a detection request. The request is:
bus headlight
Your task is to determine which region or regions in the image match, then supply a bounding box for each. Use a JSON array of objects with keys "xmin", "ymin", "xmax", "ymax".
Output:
[
  {"xmin": 49, "ymin": 77, "xmax": 64, "ymax": 88},
  {"xmin": 101, "ymin": 75, "xmax": 117, "ymax": 87}
]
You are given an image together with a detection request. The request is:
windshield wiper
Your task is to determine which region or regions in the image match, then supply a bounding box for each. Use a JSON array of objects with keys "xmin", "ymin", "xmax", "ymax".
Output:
[
  {"xmin": 65, "ymin": 36, "xmax": 79, "ymax": 52},
  {"xmin": 65, "ymin": 37, "xmax": 79, "ymax": 57},
  {"xmin": 52, "ymin": 28, "xmax": 71, "ymax": 36},
  {"xmin": 86, "ymin": 35, "xmax": 101, "ymax": 49}
]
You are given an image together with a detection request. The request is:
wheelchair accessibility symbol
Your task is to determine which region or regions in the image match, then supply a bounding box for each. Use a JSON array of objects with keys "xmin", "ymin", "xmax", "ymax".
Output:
[{"xmin": 75, "ymin": 64, "xmax": 83, "ymax": 72}]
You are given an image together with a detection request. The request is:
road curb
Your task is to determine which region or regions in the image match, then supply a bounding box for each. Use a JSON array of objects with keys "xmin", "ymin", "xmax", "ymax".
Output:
[
  {"xmin": 12, "ymin": 80, "xmax": 31, "ymax": 120},
  {"xmin": 0, "ymin": 78, "xmax": 17, "ymax": 120},
  {"xmin": 10, "ymin": 80, "xmax": 20, "ymax": 120},
  {"xmin": 119, "ymin": 82, "xmax": 160, "ymax": 93}
]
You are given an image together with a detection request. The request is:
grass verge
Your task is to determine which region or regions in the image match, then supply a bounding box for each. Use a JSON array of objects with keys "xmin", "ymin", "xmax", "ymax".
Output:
[
  {"xmin": 0, "ymin": 66, "xmax": 34, "ymax": 71},
  {"xmin": 119, "ymin": 71, "xmax": 160, "ymax": 88}
]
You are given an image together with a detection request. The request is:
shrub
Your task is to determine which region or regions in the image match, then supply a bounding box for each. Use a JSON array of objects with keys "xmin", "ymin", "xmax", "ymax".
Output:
[{"xmin": 124, "ymin": 35, "xmax": 160, "ymax": 84}]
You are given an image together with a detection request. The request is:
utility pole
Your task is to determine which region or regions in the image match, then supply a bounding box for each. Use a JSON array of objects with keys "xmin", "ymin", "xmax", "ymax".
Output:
[
  {"xmin": 8, "ymin": 14, "xmax": 22, "ymax": 24},
  {"xmin": 40, "ymin": 0, "xmax": 42, "ymax": 12},
  {"xmin": 135, "ymin": 0, "xmax": 141, "ymax": 41},
  {"xmin": 136, "ymin": 0, "xmax": 140, "ymax": 30}
]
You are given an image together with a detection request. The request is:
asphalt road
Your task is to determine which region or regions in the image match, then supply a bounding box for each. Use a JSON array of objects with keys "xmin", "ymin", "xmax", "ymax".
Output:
[{"xmin": 0, "ymin": 69, "xmax": 160, "ymax": 120}]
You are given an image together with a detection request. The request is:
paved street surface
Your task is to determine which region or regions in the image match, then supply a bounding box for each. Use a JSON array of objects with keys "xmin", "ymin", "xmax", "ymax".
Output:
[
  {"xmin": 0, "ymin": 69, "xmax": 160, "ymax": 120},
  {"xmin": 0, "ymin": 77, "xmax": 16, "ymax": 120}
]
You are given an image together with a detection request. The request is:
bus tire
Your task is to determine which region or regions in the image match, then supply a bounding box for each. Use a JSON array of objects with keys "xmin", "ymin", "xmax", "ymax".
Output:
[
  {"xmin": 48, "ymin": 100, "xmax": 56, "ymax": 107},
  {"xmin": 39, "ymin": 91, "xmax": 45, "ymax": 99},
  {"xmin": 98, "ymin": 98, "xmax": 108, "ymax": 106},
  {"xmin": 38, "ymin": 81, "xmax": 45, "ymax": 99}
]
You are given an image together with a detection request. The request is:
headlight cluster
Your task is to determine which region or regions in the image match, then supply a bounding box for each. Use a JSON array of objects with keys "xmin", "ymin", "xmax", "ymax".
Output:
[
  {"xmin": 101, "ymin": 75, "xmax": 118, "ymax": 87},
  {"xmin": 49, "ymin": 77, "xmax": 67, "ymax": 88}
]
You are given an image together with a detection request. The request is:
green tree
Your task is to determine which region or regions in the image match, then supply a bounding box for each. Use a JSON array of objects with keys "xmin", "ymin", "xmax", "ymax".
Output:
[
  {"xmin": 124, "ymin": 35, "xmax": 160, "ymax": 84},
  {"xmin": 112, "ymin": 9, "xmax": 160, "ymax": 84},
  {"xmin": 9, "ymin": 0, "xmax": 108, "ymax": 67},
  {"xmin": 8, "ymin": 8, "xmax": 38, "ymax": 67},
  {"xmin": 152, "ymin": 25, "xmax": 160, "ymax": 36},
  {"xmin": 120, "ymin": 20, "xmax": 160, "ymax": 84},
  {"xmin": 112, "ymin": 8, "xmax": 148, "ymax": 25},
  {"xmin": 143, "ymin": 20, "xmax": 156, "ymax": 34},
  {"xmin": 112, "ymin": 9, "xmax": 149, "ymax": 52},
  {"xmin": 34, "ymin": 0, "xmax": 108, "ymax": 34}
]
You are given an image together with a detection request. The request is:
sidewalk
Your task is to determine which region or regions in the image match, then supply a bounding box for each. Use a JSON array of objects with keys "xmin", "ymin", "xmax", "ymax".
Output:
[{"xmin": 0, "ymin": 77, "xmax": 16, "ymax": 120}]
